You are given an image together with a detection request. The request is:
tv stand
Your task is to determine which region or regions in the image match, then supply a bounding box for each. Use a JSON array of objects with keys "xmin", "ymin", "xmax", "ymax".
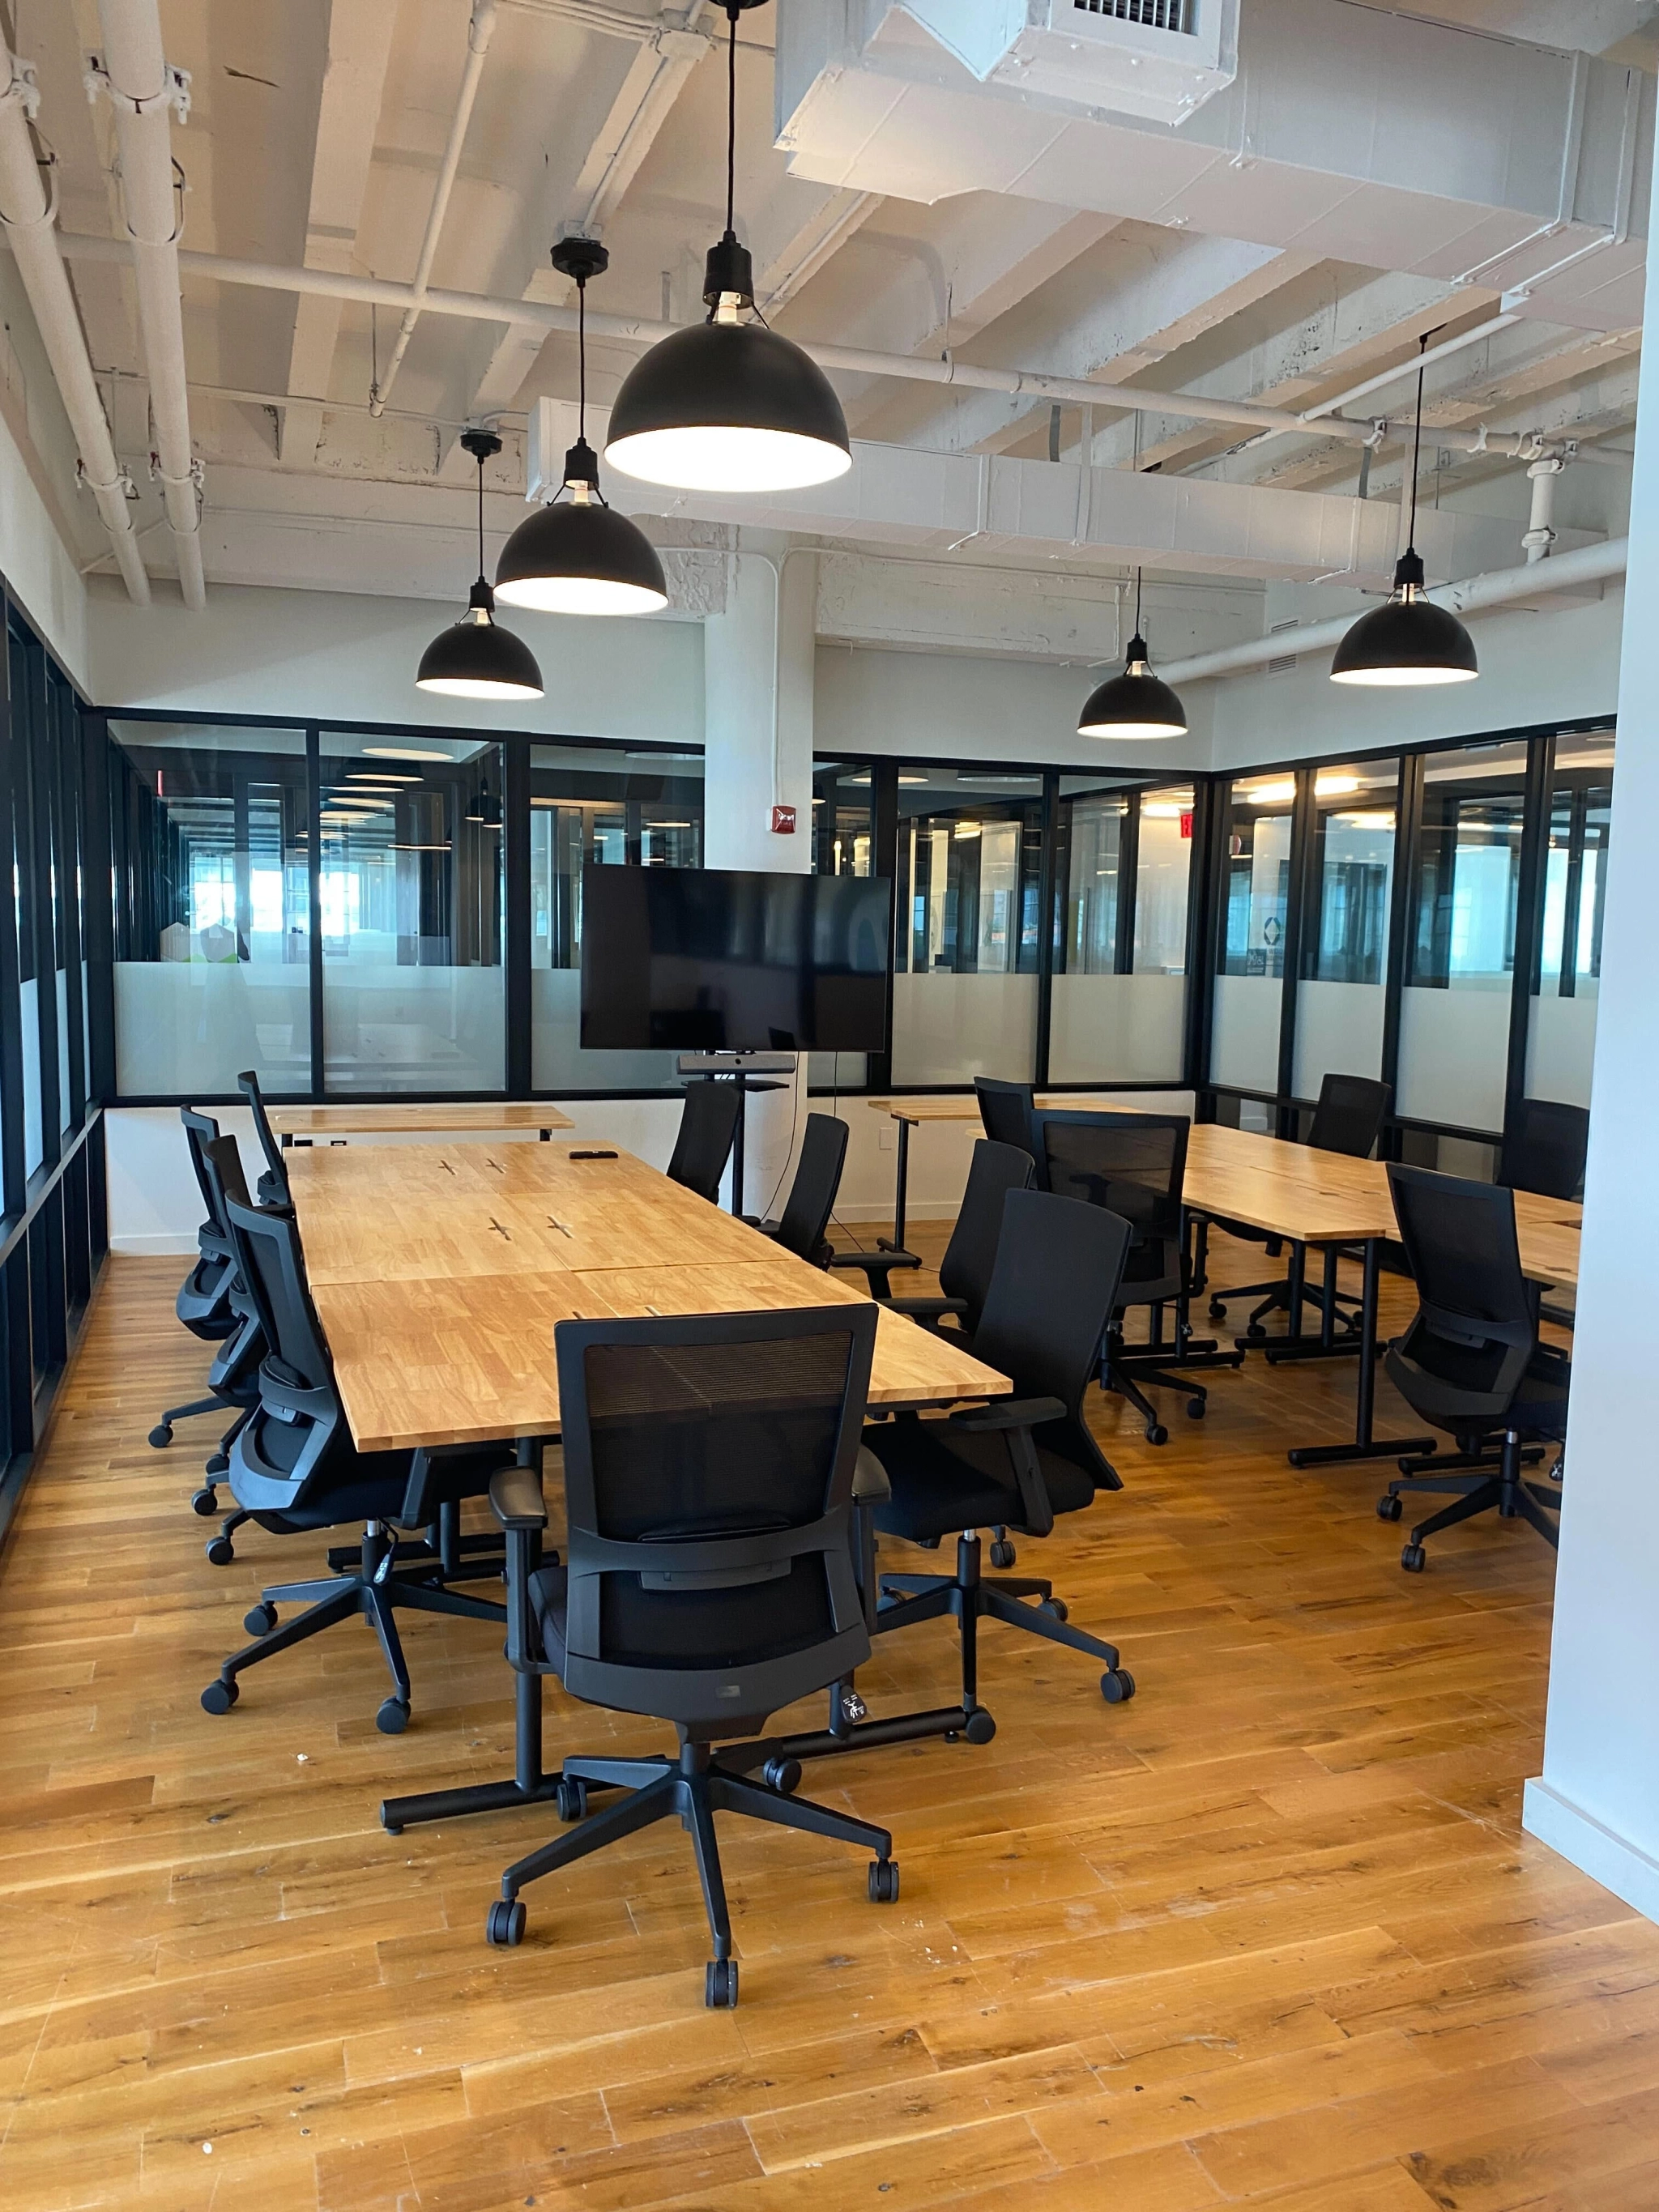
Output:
[{"xmin": 676, "ymin": 1054, "xmax": 795, "ymax": 1217}]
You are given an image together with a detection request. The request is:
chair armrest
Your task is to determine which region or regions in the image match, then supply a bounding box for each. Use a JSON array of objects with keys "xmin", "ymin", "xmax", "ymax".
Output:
[
  {"xmin": 949, "ymin": 1396, "xmax": 1064, "ymax": 1433},
  {"xmin": 489, "ymin": 1465, "xmax": 548, "ymax": 1532},
  {"xmin": 852, "ymin": 1445, "xmax": 891, "ymax": 1502},
  {"xmin": 830, "ymin": 1250, "xmax": 922, "ymax": 1282},
  {"xmin": 889, "ymin": 1295, "xmax": 968, "ymax": 1322}
]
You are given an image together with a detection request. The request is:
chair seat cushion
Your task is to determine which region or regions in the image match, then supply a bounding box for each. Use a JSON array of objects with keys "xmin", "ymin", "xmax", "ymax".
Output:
[
  {"xmin": 863, "ymin": 1418, "xmax": 1095, "ymax": 1542},
  {"xmin": 253, "ymin": 1458, "xmax": 412, "ymax": 1533}
]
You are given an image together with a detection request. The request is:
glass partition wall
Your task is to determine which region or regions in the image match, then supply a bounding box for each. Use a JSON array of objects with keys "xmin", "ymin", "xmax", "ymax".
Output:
[
  {"xmin": 1526, "ymin": 728, "xmax": 1613, "ymax": 1110},
  {"xmin": 1049, "ymin": 777, "xmax": 1192, "ymax": 1083},
  {"xmin": 1291, "ymin": 759, "xmax": 1399, "ymax": 1102}
]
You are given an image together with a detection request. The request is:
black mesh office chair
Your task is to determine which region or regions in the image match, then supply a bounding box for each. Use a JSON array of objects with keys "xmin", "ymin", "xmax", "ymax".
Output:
[
  {"xmin": 1499, "ymin": 1097, "xmax": 1589, "ymax": 1202},
  {"xmin": 835, "ymin": 1140, "xmax": 1034, "ymax": 1337},
  {"xmin": 199, "ymin": 1185, "xmax": 512, "ymax": 1733},
  {"xmin": 1205, "ymin": 1072, "xmax": 1392, "ymax": 1341},
  {"xmin": 666, "ymin": 1080, "xmax": 743, "ymax": 1204},
  {"xmin": 151, "ymin": 1110, "xmax": 267, "ymax": 1512},
  {"xmin": 860, "ymin": 1190, "xmax": 1135, "ymax": 1719},
  {"xmin": 1376, "ymin": 1165, "xmax": 1567, "ymax": 1571},
  {"xmin": 975, "ymin": 1076, "xmax": 1034, "ymax": 1156},
  {"xmin": 481, "ymin": 1304, "xmax": 899, "ymax": 2008},
  {"xmin": 1033, "ymin": 1110, "xmax": 1240, "ymax": 1443},
  {"xmin": 748, "ymin": 1113, "xmax": 847, "ymax": 1266},
  {"xmin": 237, "ymin": 1068, "xmax": 292, "ymax": 1208}
]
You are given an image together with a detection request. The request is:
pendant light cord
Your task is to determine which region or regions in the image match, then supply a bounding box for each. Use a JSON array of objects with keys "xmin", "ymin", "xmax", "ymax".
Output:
[
  {"xmin": 725, "ymin": 4, "xmax": 737, "ymax": 241},
  {"xmin": 1135, "ymin": 565, "xmax": 1144, "ymax": 638},
  {"xmin": 577, "ymin": 271, "xmax": 586, "ymax": 443},
  {"xmin": 476, "ymin": 447, "xmax": 486, "ymax": 585},
  {"xmin": 1407, "ymin": 332, "xmax": 1427, "ymax": 555}
]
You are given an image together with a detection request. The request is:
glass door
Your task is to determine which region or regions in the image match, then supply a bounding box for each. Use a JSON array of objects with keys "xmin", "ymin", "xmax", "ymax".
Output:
[
  {"xmin": 1211, "ymin": 775, "xmax": 1293, "ymax": 1096},
  {"xmin": 1525, "ymin": 727, "xmax": 1614, "ymax": 1110},
  {"xmin": 1291, "ymin": 761, "xmax": 1399, "ymax": 1102}
]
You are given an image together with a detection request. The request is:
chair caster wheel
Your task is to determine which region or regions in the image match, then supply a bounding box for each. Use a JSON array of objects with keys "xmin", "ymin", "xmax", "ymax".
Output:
[
  {"xmin": 868, "ymin": 1857, "xmax": 900, "ymax": 1904},
  {"xmin": 988, "ymin": 1538, "xmax": 1016, "ymax": 1569},
  {"xmin": 200, "ymin": 1677, "xmax": 238, "ymax": 1715},
  {"xmin": 1101, "ymin": 1669, "xmax": 1136, "ymax": 1704},
  {"xmin": 1376, "ymin": 1494, "xmax": 1402, "ymax": 1522},
  {"xmin": 376, "ymin": 1697, "xmax": 411, "ymax": 1736},
  {"xmin": 1187, "ymin": 1398, "xmax": 1206, "ymax": 1419},
  {"xmin": 243, "ymin": 1602, "xmax": 278, "ymax": 1637},
  {"xmin": 486, "ymin": 1899, "xmax": 526, "ymax": 1948},
  {"xmin": 205, "ymin": 1453, "xmax": 229, "ymax": 1477},
  {"xmin": 205, "ymin": 1536, "xmax": 236, "ymax": 1566},
  {"xmin": 915, "ymin": 1536, "xmax": 940, "ymax": 1550},
  {"xmin": 382, "ymin": 1821, "xmax": 403, "ymax": 1836},
  {"xmin": 1039, "ymin": 1596, "xmax": 1068, "ymax": 1623},
  {"xmin": 963, "ymin": 1707, "xmax": 996, "ymax": 1745},
  {"xmin": 1245, "ymin": 1324, "xmax": 1268, "ymax": 1342},
  {"xmin": 190, "ymin": 1486, "xmax": 217, "ymax": 1517},
  {"xmin": 149, "ymin": 1424, "xmax": 173, "ymax": 1449},
  {"xmin": 1401, "ymin": 1545, "xmax": 1427, "ymax": 1574},
  {"xmin": 555, "ymin": 1777, "xmax": 588, "ymax": 1822},
  {"xmin": 762, "ymin": 1756, "xmax": 802, "ymax": 1796},
  {"xmin": 1207, "ymin": 1302, "xmax": 1226, "ymax": 1321},
  {"xmin": 1145, "ymin": 1425, "xmax": 1168, "ymax": 1447},
  {"xmin": 705, "ymin": 1958, "xmax": 739, "ymax": 2009}
]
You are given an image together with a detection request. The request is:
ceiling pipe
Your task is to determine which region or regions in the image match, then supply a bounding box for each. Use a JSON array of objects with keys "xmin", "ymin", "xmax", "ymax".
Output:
[
  {"xmin": 370, "ymin": 0, "xmax": 498, "ymax": 418},
  {"xmin": 43, "ymin": 230, "xmax": 1528, "ymax": 458},
  {"xmin": 1297, "ymin": 311, "xmax": 1524, "ymax": 425},
  {"xmin": 0, "ymin": 42, "xmax": 148, "ymax": 603},
  {"xmin": 90, "ymin": 0, "xmax": 205, "ymax": 607},
  {"xmin": 1159, "ymin": 536, "xmax": 1627, "ymax": 687}
]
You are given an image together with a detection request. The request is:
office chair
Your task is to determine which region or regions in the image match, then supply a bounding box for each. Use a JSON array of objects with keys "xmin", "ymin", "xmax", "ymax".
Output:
[
  {"xmin": 1205, "ymin": 1072, "xmax": 1391, "ymax": 1341},
  {"xmin": 975, "ymin": 1076, "xmax": 1034, "ymax": 1156},
  {"xmin": 1375, "ymin": 1164, "xmax": 1567, "ymax": 1571},
  {"xmin": 747, "ymin": 1112, "xmax": 848, "ymax": 1266},
  {"xmin": 151, "ymin": 1110, "xmax": 267, "ymax": 1517},
  {"xmin": 481, "ymin": 1304, "xmax": 901, "ymax": 2009},
  {"xmin": 834, "ymin": 1140, "xmax": 1034, "ymax": 1336},
  {"xmin": 1499, "ymin": 1097, "xmax": 1589, "ymax": 1202},
  {"xmin": 1033, "ymin": 1110, "xmax": 1241, "ymax": 1443},
  {"xmin": 859, "ymin": 1189, "xmax": 1134, "ymax": 1728},
  {"xmin": 199, "ymin": 1185, "xmax": 511, "ymax": 1733},
  {"xmin": 237, "ymin": 1068, "xmax": 292, "ymax": 1208},
  {"xmin": 665, "ymin": 1079, "xmax": 743, "ymax": 1204}
]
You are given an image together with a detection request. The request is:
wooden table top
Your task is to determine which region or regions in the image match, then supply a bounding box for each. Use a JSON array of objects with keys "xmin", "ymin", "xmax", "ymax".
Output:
[
  {"xmin": 270, "ymin": 1101, "xmax": 575, "ymax": 1136},
  {"xmin": 867, "ymin": 1095, "xmax": 1085, "ymax": 1123},
  {"xmin": 290, "ymin": 1143, "xmax": 1009, "ymax": 1451}
]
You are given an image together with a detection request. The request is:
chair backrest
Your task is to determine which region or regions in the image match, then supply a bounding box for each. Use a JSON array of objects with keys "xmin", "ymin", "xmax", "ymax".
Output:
[
  {"xmin": 237, "ymin": 1069, "xmax": 291, "ymax": 1207},
  {"xmin": 1308, "ymin": 1072, "xmax": 1391, "ymax": 1159},
  {"xmin": 1030, "ymin": 1110, "xmax": 1188, "ymax": 1303},
  {"xmin": 938, "ymin": 1139, "xmax": 1036, "ymax": 1335},
  {"xmin": 175, "ymin": 1108, "xmax": 239, "ymax": 1336},
  {"xmin": 1385, "ymin": 1163, "xmax": 1537, "ymax": 1423},
  {"xmin": 970, "ymin": 1189, "xmax": 1132, "ymax": 1483},
  {"xmin": 975, "ymin": 1076, "xmax": 1034, "ymax": 1156},
  {"xmin": 666, "ymin": 1080, "xmax": 742, "ymax": 1204},
  {"xmin": 223, "ymin": 1190, "xmax": 345, "ymax": 1509},
  {"xmin": 772, "ymin": 1113, "xmax": 848, "ymax": 1264},
  {"xmin": 1499, "ymin": 1097, "xmax": 1589, "ymax": 1201},
  {"xmin": 553, "ymin": 1304, "xmax": 879, "ymax": 1732},
  {"xmin": 181, "ymin": 1107, "xmax": 228, "ymax": 1238}
]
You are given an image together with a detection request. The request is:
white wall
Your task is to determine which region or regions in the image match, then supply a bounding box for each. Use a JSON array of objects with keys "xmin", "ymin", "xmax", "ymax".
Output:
[{"xmin": 0, "ymin": 296, "xmax": 91, "ymax": 689}]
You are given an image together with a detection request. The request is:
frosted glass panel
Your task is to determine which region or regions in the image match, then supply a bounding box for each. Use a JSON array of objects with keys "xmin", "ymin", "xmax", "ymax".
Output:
[
  {"xmin": 325, "ymin": 965, "xmax": 503, "ymax": 1092},
  {"xmin": 531, "ymin": 969, "xmax": 679, "ymax": 1091},
  {"xmin": 1396, "ymin": 981, "xmax": 1511, "ymax": 1130},
  {"xmin": 1293, "ymin": 979, "xmax": 1385, "ymax": 1100},
  {"xmin": 1525, "ymin": 731, "xmax": 1611, "ymax": 1116},
  {"xmin": 1525, "ymin": 996, "xmax": 1597, "ymax": 1109},
  {"xmin": 1211, "ymin": 974, "xmax": 1281, "ymax": 1093},
  {"xmin": 1050, "ymin": 974, "xmax": 1184, "ymax": 1082},
  {"xmin": 891, "ymin": 973, "xmax": 1038, "ymax": 1085},
  {"xmin": 116, "ymin": 962, "xmax": 310, "ymax": 1095}
]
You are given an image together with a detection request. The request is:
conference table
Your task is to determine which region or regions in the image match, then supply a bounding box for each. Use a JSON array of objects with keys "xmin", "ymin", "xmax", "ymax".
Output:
[
  {"xmin": 284, "ymin": 1139, "xmax": 1010, "ymax": 1827},
  {"xmin": 271, "ymin": 1101, "xmax": 575, "ymax": 1148},
  {"xmin": 867, "ymin": 1098, "xmax": 1581, "ymax": 1470}
]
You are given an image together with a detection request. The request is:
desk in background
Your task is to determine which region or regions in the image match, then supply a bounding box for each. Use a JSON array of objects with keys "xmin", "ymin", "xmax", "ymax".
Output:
[{"xmin": 270, "ymin": 1101, "xmax": 575, "ymax": 1147}]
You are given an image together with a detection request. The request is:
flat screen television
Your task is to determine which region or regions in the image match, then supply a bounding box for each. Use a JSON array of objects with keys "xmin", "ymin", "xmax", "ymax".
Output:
[{"xmin": 580, "ymin": 865, "xmax": 891, "ymax": 1053}]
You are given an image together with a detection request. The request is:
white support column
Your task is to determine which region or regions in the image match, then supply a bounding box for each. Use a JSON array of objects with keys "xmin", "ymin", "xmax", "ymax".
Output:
[
  {"xmin": 702, "ymin": 532, "xmax": 817, "ymax": 1217},
  {"xmin": 1523, "ymin": 121, "xmax": 1659, "ymax": 1919}
]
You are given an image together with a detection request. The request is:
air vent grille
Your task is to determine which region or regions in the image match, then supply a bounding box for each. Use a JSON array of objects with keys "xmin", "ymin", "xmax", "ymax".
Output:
[
  {"xmin": 1073, "ymin": 0, "xmax": 1194, "ymax": 30},
  {"xmin": 1265, "ymin": 620, "xmax": 1300, "ymax": 676}
]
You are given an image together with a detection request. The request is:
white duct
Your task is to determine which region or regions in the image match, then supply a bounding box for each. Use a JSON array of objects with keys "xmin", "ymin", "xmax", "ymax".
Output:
[
  {"xmin": 39, "ymin": 231, "xmax": 1561, "ymax": 462},
  {"xmin": 91, "ymin": 0, "xmax": 205, "ymax": 608},
  {"xmin": 1160, "ymin": 536, "xmax": 1628, "ymax": 685},
  {"xmin": 0, "ymin": 45, "xmax": 147, "ymax": 603},
  {"xmin": 371, "ymin": 0, "xmax": 498, "ymax": 416}
]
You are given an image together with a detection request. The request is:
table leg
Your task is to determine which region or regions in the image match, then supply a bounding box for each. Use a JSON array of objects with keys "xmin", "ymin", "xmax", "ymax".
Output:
[
  {"xmin": 730, "ymin": 1078, "xmax": 746, "ymax": 1217},
  {"xmin": 1286, "ymin": 1238, "xmax": 1435, "ymax": 1469},
  {"xmin": 876, "ymin": 1115, "xmax": 919, "ymax": 1262},
  {"xmin": 1286, "ymin": 1242, "xmax": 1306, "ymax": 1340}
]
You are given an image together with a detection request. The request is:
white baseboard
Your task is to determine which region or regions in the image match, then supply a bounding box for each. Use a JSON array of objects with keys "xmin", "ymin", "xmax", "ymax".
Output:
[
  {"xmin": 1523, "ymin": 1778, "xmax": 1659, "ymax": 1924},
  {"xmin": 111, "ymin": 1234, "xmax": 198, "ymax": 1258}
]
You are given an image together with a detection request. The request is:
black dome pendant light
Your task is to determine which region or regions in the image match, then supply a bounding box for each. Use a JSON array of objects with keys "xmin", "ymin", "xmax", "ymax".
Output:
[
  {"xmin": 1077, "ymin": 569, "xmax": 1188, "ymax": 739},
  {"xmin": 603, "ymin": 0, "xmax": 851, "ymax": 493},
  {"xmin": 416, "ymin": 429, "xmax": 544, "ymax": 700},
  {"xmin": 494, "ymin": 238, "xmax": 668, "ymax": 616},
  {"xmin": 1332, "ymin": 336, "xmax": 1478, "ymax": 688}
]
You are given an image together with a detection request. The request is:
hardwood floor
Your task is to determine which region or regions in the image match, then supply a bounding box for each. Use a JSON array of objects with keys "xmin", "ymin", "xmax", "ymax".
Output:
[{"xmin": 2, "ymin": 1234, "xmax": 1653, "ymax": 2211}]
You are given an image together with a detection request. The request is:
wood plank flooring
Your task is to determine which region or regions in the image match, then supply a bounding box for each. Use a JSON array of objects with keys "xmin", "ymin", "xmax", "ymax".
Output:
[{"xmin": 2, "ymin": 1231, "xmax": 1653, "ymax": 2211}]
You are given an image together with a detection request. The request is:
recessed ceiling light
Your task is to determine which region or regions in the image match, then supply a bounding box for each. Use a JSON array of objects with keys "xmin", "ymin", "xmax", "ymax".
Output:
[{"xmin": 361, "ymin": 745, "xmax": 458, "ymax": 762}]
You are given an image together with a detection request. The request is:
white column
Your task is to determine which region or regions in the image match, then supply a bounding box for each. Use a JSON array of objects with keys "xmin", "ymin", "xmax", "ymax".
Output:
[
  {"xmin": 701, "ymin": 531, "xmax": 817, "ymax": 1215},
  {"xmin": 1522, "ymin": 125, "xmax": 1659, "ymax": 1916}
]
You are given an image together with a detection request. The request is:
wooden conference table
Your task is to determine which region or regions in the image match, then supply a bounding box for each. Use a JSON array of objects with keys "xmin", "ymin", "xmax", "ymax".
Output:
[
  {"xmin": 285, "ymin": 1140, "xmax": 1009, "ymax": 1826},
  {"xmin": 271, "ymin": 1101, "xmax": 575, "ymax": 1146},
  {"xmin": 868, "ymin": 1098, "xmax": 1582, "ymax": 1470}
]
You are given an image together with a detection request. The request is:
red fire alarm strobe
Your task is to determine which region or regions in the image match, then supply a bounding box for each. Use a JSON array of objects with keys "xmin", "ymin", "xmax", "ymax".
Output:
[{"xmin": 770, "ymin": 803, "xmax": 797, "ymax": 834}]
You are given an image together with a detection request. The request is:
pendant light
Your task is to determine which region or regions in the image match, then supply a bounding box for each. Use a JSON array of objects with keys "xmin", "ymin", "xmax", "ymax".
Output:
[
  {"xmin": 1077, "ymin": 569, "xmax": 1188, "ymax": 739},
  {"xmin": 493, "ymin": 239, "xmax": 668, "ymax": 616},
  {"xmin": 1332, "ymin": 336, "xmax": 1478, "ymax": 688},
  {"xmin": 416, "ymin": 430, "xmax": 544, "ymax": 699},
  {"xmin": 603, "ymin": 0, "xmax": 851, "ymax": 493}
]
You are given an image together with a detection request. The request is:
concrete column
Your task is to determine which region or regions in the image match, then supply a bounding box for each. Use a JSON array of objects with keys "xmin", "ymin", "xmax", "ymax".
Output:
[
  {"xmin": 701, "ymin": 531, "xmax": 817, "ymax": 1215},
  {"xmin": 1522, "ymin": 123, "xmax": 1659, "ymax": 1917}
]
